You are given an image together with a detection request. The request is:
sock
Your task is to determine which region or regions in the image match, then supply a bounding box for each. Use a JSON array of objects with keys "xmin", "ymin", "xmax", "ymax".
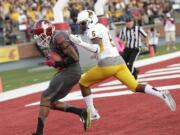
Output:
[
  {"xmin": 35, "ymin": 117, "xmax": 45, "ymax": 135},
  {"xmin": 64, "ymin": 104, "xmax": 83, "ymax": 116},
  {"xmin": 144, "ymin": 85, "xmax": 163, "ymax": 99},
  {"xmin": 84, "ymin": 95, "xmax": 96, "ymax": 113}
]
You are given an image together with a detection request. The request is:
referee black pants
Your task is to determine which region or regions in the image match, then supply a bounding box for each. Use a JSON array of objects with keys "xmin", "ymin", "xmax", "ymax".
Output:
[{"xmin": 122, "ymin": 47, "xmax": 140, "ymax": 77}]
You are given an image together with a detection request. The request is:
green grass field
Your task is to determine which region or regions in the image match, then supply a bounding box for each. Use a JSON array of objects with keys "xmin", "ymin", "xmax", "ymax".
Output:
[{"xmin": 0, "ymin": 44, "xmax": 179, "ymax": 92}]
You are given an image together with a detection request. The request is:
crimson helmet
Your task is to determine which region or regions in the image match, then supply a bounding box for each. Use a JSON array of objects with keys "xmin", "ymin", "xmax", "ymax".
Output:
[{"xmin": 32, "ymin": 20, "xmax": 55, "ymax": 48}]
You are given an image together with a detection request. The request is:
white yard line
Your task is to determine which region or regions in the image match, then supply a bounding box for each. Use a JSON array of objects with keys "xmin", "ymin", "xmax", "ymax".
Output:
[
  {"xmin": 0, "ymin": 82, "xmax": 49, "ymax": 102},
  {"xmin": 0, "ymin": 51, "xmax": 180, "ymax": 102},
  {"xmin": 99, "ymin": 74, "xmax": 180, "ymax": 87},
  {"xmin": 139, "ymin": 70, "xmax": 180, "ymax": 77},
  {"xmin": 168, "ymin": 63, "xmax": 180, "ymax": 67},
  {"xmin": 134, "ymin": 51, "xmax": 180, "ymax": 67},
  {"xmin": 25, "ymin": 84, "xmax": 180, "ymax": 107},
  {"xmin": 138, "ymin": 74, "xmax": 180, "ymax": 82},
  {"xmin": 146, "ymin": 67, "xmax": 180, "ymax": 73}
]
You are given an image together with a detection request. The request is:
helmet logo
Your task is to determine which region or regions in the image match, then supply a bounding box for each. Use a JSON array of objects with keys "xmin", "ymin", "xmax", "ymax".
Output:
[
  {"xmin": 42, "ymin": 21, "xmax": 49, "ymax": 30},
  {"xmin": 87, "ymin": 10, "xmax": 93, "ymax": 19}
]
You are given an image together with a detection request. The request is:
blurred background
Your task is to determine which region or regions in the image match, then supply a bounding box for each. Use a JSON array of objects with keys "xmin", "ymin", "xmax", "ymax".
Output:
[
  {"xmin": 0, "ymin": 0, "xmax": 179, "ymax": 43},
  {"xmin": 0, "ymin": 0, "xmax": 180, "ymax": 91}
]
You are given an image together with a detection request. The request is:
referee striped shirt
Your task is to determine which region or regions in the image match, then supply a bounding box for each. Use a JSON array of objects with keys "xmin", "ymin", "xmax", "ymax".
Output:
[{"xmin": 119, "ymin": 26, "xmax": 147, "ymax": 48}]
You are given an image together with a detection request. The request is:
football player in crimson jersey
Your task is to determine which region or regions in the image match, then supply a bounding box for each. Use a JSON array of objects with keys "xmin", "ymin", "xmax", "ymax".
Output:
[
  {"xmin": 31, "ymin": 20, "xmax": 90, "ymax": 135},
  {"xmin": 69, "ymin": 10, "xmax": 176, "ymax": 120}
]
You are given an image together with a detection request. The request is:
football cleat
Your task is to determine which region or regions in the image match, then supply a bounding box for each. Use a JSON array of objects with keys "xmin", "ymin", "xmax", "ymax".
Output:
[
  {"xmin": 90, "ymin": 111, "xmax": 100, "ymax": 120},
  {"xmin": 80, "ymin": 108, "xmax": 91, "ymax": 131},
  {"xmin": 161, "ymin": 90, "xmax": 176, "ymax": 111}
]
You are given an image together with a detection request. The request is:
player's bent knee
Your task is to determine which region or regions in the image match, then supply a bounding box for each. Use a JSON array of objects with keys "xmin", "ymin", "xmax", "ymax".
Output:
[
  {"xmin": 50, "ymin": 101, "xmax": 65, "ymax": 111},
  {"xmin": 40, "ymin": 96, "xmax": 51, "ymax": 107},
  {"xmin": 40, "ymin": 100, "xmax": 51, "ymax": 108}
]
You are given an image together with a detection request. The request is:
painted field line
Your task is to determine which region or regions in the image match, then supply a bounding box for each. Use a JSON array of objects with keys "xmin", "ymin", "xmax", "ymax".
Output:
[
  {"xmin": 146, "ymin": 67, "xmax": 180, "ymax": 73},
  {"xmin": 0, "ymin": 81, "xmax": 49, "ymax": 102},
  {"xmin": 25, "ymin": 84, "xmax": 180, "ymax": 107},
  {"xmin": 138, "ymin": 74, "xmax": 180, "ymax": 82},
  {"xmin": 100, "ymin": 74, "xmax": 180, "ymax": 87},
  {"xmin": 139, "ymin": 70, "xmax": 180, "ymax": 78},
  {"xmin": 168, "ymin": 64, "xmax": 180, "ymax": 67},
  {"xmin": 134, "ymin": 51, "xmax": 180, "ymax": 67}
]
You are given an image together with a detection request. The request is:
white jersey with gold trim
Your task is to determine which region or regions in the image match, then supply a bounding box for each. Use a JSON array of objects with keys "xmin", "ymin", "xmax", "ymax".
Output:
[{"xmin": 86, "ymin": 23, "xmax": 120, "ymax": 60}]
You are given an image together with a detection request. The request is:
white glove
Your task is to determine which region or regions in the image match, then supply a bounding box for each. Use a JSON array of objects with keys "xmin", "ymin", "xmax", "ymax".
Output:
[{"xmin": 69, "ymin": 34, "xmax": 83, "ymax": 45}]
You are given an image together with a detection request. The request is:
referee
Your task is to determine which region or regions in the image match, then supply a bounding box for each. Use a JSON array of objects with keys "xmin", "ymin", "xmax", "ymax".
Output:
[{"xmin": 119, "ymin": 16, "xmax": 149, "ymax": 79}]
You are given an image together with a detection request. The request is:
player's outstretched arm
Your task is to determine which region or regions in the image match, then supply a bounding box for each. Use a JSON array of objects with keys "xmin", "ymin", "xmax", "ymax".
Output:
[{"xmin": 70, "ymin": 34, "xmax": 100, "ymax": 53}]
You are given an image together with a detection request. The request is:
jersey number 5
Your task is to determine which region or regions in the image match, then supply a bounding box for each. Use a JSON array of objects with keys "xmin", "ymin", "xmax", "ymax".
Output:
[{"xmin": 92, "ymin": 31, "xmax": 96, "ymax": 37}]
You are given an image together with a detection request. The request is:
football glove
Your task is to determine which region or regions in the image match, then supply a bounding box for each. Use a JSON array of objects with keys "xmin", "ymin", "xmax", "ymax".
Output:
[
  {"xmin": 44, "ymin": 58, "xmax": 55, "ymax": 67},
  {"xmin": 69, "ymin": 34, "xmax": 83, "ymax": 45}
]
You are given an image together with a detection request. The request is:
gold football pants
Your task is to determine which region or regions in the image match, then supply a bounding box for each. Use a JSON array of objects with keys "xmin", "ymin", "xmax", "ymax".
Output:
[{"xmin": 79, "ymin": 64, "xmax": 138, "ymax": 92}]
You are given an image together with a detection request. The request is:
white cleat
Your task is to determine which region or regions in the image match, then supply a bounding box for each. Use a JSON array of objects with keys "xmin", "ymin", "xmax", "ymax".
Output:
[
  {"xmin": 90, "ymin": 111, "xmax": 100, "ymax": 120},
  {"xmin": 161, "ymin": 90, "xmax": 176, "ymax": 111}
]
